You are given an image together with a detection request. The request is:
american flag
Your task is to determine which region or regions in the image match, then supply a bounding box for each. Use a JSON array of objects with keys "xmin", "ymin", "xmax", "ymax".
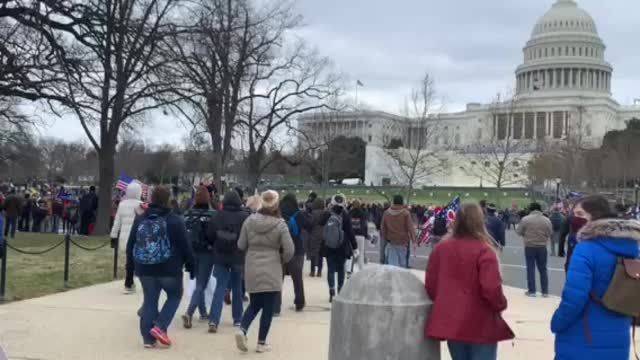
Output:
[
  {"xmin": 116, "ymin": 175, "xmax": 149, "ymax": 200},
  {"xmin": 116, "ymin": 174, "xmax": 134, "ymax": 191}
]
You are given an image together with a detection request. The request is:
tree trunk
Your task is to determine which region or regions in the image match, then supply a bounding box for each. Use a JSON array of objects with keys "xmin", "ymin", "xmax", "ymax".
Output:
[{"xmin": 94, "ymin": 144, "xmax": 116, "ymax": 236}]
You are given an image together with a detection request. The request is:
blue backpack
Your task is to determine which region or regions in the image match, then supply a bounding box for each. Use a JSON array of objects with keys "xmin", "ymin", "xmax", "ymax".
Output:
[
  {"xmin": 134, "ymin": 213, "xmax": 172, "ymax": 265},
  {"xmin": 287, "ymin": 212, "xmax": 300, "ymax": 238}
]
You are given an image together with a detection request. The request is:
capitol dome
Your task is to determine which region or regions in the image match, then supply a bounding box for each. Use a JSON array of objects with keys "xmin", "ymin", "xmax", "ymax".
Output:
[
  {"xmin": 515, "ymin": 0, "xmax": 612, "ymax": 97},
  {"xmin": 531, "ymin": 0, "xmax": 598, "ymax": 39}
]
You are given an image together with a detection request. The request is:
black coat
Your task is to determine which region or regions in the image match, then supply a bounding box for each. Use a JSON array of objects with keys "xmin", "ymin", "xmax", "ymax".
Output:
[{"xmin": 207, "ymin": 195, "xmax": 250, "ymax": 266}]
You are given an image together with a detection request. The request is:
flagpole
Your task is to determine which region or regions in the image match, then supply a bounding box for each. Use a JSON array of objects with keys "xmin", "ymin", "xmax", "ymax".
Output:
[{"xmin": 355, "ymin": 82, "xmax": 358, "ymax": 109}]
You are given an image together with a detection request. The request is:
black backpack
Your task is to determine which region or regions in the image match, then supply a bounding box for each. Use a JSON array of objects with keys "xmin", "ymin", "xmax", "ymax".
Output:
[
  {"xmin": 185, "ymin": 209, "xmax": 213, "ymax": 251},
  {"xmin": 432, "ymin": 216, "xmax": 448, "ymax": 237}
]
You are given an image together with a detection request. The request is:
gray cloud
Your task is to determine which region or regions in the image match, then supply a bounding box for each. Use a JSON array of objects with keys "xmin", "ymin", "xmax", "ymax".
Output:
[{"xmin": 44, "ymin": 0, "xmax": 640, "ymax": 144}]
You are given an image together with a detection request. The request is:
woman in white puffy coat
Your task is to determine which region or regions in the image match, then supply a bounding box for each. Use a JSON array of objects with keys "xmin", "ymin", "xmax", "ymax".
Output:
[{"xmin": 110, "ymin": 182, "xmax": 143, "ymax": 294}]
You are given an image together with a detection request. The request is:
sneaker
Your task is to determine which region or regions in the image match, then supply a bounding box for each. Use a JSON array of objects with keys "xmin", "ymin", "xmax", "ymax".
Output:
[
  {"xmin": 143, "ymin": 343, "xmax": 156, "ymax": 349},
  {"xmin": 208, "ymin": 323, "xmax": 218, "ymax": 333},
  {"xmin": 199, "ymin": 314, "xmax": 209, "ymax": 323},
  {"xmin": 149, "ymin": 326, "xmax": 172, "ymax": 347},
  {"xmin": 295, "ymin": 305, "xmax": 304, "ymax": 312},
  {"xmin": 525, "ymin": 292, "xmax": 537, "ymax": 298},
  {"xmin": 329, "ymin": 289, "xmax": 336, "ymax": 303},
  {"xmin": 317, "ymin": 272, "xmax": 322, "ymax": 278},
  {"xmin": 235, "ymin": 330, "xmax": 248, "ymax": 353},
  {"xmin": 182, "ymin": 314, "xmax": 193, "ymax": 329},
  {"xmin": 542, "ymin": 293, "xmax": 550, "ymax": 298},
  {"xmin": 309, "ymin": 272, "xmax": 316, "ymax": 278},
  {"xmin": 233, "ymin": 322, "xmax": 242, "ymax": 327},
  {"xmin": 256, "ymin": 343, "xmax": 272, "ymax": 353},
  {"xmin": 123, "ymin": 286, "xmax": 136, "ymax": 295}
]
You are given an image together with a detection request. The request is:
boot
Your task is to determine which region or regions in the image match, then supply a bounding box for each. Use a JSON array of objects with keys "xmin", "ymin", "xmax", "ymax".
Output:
[{"xmin": 329, "ymin": 288, "xmax": 336, "ymax": 303}]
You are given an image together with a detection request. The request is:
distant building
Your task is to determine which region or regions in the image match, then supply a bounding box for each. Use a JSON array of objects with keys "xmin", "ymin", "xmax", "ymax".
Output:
[{"xmin": 298, "ymin": 0, "xmax": 640, "ymax": 188}]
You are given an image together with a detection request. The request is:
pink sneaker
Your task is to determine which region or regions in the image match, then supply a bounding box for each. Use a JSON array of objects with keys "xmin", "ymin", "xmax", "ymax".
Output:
[{"xmin": 149, "ymin": 326, "xmax": 172, "ymax": 347}]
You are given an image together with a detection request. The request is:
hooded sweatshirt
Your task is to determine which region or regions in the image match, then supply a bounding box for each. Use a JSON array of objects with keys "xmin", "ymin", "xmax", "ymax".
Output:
[
  {"xmin": 207, "ymin": 190, "xmax": 250, "ymax": 266},
  {"xmin": 552, "ymin": 218, "xmax": 640, "ymax": 360},
  {"xmin": 110, "ymin": 183, "xmax": 143, "ymax": 250},
  {"xmin": 238, "ymin": 213, "xmax": 294, "ymax": 293},
  {"xmin": 381, "ymin": 205, "xmax": 416, "ymax": 246}
]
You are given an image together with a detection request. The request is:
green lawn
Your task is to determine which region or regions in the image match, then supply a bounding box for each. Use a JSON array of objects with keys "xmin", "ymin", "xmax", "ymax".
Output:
[
  {"xmin": 2, "ymin": 233, "xmax": 118, "ymax": 302},
  {"xmin": 274, "ymin": 187, "xmax": 543, "ymax": 209}
]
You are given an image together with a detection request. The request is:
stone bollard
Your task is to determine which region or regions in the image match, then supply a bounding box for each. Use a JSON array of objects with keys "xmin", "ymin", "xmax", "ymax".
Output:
[{"xmin": 329, "ymin": 265, "xmax": 440, "ymax": 360}]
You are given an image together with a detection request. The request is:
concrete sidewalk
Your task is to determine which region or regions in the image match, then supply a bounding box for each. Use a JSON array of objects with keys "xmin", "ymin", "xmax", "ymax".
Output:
[{"xmin": 0, "ymin": 267, "xmax": 568, "ymax": 360}]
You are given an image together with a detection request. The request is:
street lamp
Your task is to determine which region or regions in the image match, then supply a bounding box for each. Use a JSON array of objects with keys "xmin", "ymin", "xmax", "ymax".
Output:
[
  {"xmin": 635, "ymin": 184, "xmax": 639, "ymax": 207},
  {"xmin": 555, "ymin": 178, "xmax": 562, "ymax": 203}
]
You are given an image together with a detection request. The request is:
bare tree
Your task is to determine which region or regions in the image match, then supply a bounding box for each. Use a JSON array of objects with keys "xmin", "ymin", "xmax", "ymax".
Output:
[
  {"xmin": 164, "ymin": 0, "xmax": 301, "ymax": 192},
  {"xmin": 3, "ymin": 0, "xmax": 183, "ymax": 234},
  {"xmin": 462, "ymin": 92, "xmax": 532, "ymax": 189},
  {"xmin": 238, "ymin": 41, "xmax": 339, "ymax": 191},
  {"xmin": 382, "ymin": 73, "xmax": 447, "ymax": 203}
]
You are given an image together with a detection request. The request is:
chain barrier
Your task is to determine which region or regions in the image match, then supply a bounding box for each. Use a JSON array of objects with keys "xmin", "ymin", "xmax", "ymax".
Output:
[
  {"xmin": 68, "ymin": 238, "xmax": 111, "ymax": 252},
  {"xmin": 5, "ymin": 239, "xmax": 66, "ymax": 255},
  {"xmin": 0, "ymin": 234, "xmax": 118, "ymax": 301}
]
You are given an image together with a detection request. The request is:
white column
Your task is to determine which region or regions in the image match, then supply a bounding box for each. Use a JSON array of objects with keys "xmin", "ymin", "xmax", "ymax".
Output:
[
  {"xmin": 568, "ymin": 68, "xmax": 573, "ymax": 88},
  {"xmin": 545, "ymin": 69, "xmax": 550, "ymax": 89},
  {"xmin": 561, "ymin": 69, "xmax": 565, "ymax": 88},
  {"xmin": 600, "ymin": 71, "xmax": 604, "ymax": 90}
]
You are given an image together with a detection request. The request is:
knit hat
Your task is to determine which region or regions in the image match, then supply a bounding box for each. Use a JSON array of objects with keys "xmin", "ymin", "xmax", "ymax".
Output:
[
  {"xmin": 246, "ymin": 195, "xmax": 262, "ymax": 212},
  {"xmin": 330, "ymin": 194, "xmax": 346, "ymax": 209},
  {"xmin": 261, "ymin": 190, "xmax": 280, "ymax": 210}
]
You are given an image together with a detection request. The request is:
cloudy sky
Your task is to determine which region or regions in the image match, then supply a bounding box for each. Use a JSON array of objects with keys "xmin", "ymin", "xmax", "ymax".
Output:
[{"xmin": 44, "ymin": 0, "xmax": 640, "ymax": 146}]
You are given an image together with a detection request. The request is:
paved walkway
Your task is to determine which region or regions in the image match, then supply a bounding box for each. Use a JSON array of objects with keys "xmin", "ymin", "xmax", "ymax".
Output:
[{"xmin": 0, "ymin": 266, "xmax": 586, "ymax": 360}]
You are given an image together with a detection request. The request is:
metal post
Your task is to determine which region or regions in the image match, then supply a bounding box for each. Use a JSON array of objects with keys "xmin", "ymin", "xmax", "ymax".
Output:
[
  {"xmin": 635, "ymin": 185, "xmax": 639, "ymax": 208},
  {"xmin": 112, "ymin": 242, "xmax": 119, "ymax": 280},
  {"xmin": 63, "ymin": 233, "xmax": 70, "ymax": 288},
  {"xmin": 556, "ymin": 182, "xmax": 561, "ymax": 202},
  {"xmin": 0, "ymin": 239, "xmax": 7, "ymax": 302}
]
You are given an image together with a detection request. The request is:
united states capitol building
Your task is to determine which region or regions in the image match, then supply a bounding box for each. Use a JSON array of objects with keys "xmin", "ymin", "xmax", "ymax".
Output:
[{"xmin": 297, "ymin": 0, "xmax": 640, "ymax": 188}]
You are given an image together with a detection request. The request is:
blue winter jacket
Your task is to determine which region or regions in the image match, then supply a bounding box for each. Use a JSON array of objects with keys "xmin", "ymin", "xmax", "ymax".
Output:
[{"xmin": 551, "ymin": 218, "xmax": 640, "ymax": 360}]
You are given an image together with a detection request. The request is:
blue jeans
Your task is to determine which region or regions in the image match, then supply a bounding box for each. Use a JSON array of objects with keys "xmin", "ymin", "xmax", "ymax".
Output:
[
  {"xmin": 327, "ymin": 255, "xmax": 346, "ymax": 293},
  {"xmin": 209, "ymin": 264, "xmax": 243, "ymax": 326},
  {"xmin": 139, "ymin": 276, "xmax": 183, "ymax": 345},
  {"xmin": 240, "ymin": 292, "xmax": 278, "ymax": 344},
  {"xmin": 525, "ymin": 247, "xmax": 549, "ymax": 294},
  {"xmin": 51, "ymin": 215, "xmax": 60, "ymax": 234},
  {"xmin": 447, "ymin": 341, "xmax": 497, "ymax": 360},
  {"xmin": 186, "ymin": 253, "xmax": 214, "ymax": 317},
  {"xmin": 386, "ymin": 244, "xmax": 409, "ymax": 268},
  {"xmin": 4, "ymin": 217, "xmax": 17, "ymax": 239}
]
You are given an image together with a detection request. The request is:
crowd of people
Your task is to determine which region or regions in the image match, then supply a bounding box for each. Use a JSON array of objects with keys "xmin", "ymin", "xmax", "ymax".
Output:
[
  {"xmin": 0, "ymin": 183, "xmax": 99, "ymax": 238},
  {"xmin": 3, "ymin": 179, "xmax": 639, "ymax": 359}
]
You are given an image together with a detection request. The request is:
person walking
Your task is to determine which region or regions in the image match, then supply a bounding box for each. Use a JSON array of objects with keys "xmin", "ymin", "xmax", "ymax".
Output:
[
  {"xmin": 552, "ymin": 195, "xmax": 640, "ymax": 360},
  {"xmin": 79, "ymin": 186, "xmax": 98, "ymax": 235},
  {"xmin": 206, "ymin": 190, "xmax": 250, "ymax": 332},
  {"xmin": 307, "ymin": 198, "xmax": 327, "ymax": 277},
  {"xmin": 3, "ymin": 190, "xmax": 21, "ymax": 239},
  {"xmin": 380, "ymin": 195, "xmax": 415, "ymax": 268},
  {"xmin": 235, "ymin": 190, "xmax": 294, "ymax": 354},
  {"xmin": 111, "ymin": 182, "xmax": 144, "ymax": 294},
  {"xmin": 19, "ymin": 193, "xmax": 32, "ymax": 232},
  {"xmin": 322, "ymin": 195, "xmax": 357, "ymax": 303},
  {"xmin": 516, "ymin": 202, "xmax": 553, "ymax": 297},
  {"xmin": 349, "ymin": 200, "xmax": 369, "ymax": 273},
  {"xmin": 276, "ymin": 193, "xmax": 312, "ymax": 313},
  {"xmin": 549, "ymin": 207, "xmax": 565, "ymax": 257},
  {"xmin": 485, "ymin": 203, "xmax": 505, "ymax": 248},
  {"xmin": 126, "ymin": 186, "xmax": 195, "ymax": 349},
  {"xmin": 180, "ymin": 187, "xmax": 216, "ymax": 328},
  {"xmin": 426, "ymin": 203, "xmax": 514, "ymax": 360}
]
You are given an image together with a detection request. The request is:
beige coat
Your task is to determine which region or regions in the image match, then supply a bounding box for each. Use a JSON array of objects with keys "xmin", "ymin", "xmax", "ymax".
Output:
[
  {"xmin": 516, "ymin": 210, "xmax": 553, "ymax": 248},
  {"xmin": 238, "ymin": 213, "xmax": 295, "ymax": 294}
]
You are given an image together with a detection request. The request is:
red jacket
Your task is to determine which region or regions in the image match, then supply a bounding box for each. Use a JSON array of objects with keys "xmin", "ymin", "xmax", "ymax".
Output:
[{"xmin": 425, "ymin": 237, "xmax": 514, "ymax": 344}]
